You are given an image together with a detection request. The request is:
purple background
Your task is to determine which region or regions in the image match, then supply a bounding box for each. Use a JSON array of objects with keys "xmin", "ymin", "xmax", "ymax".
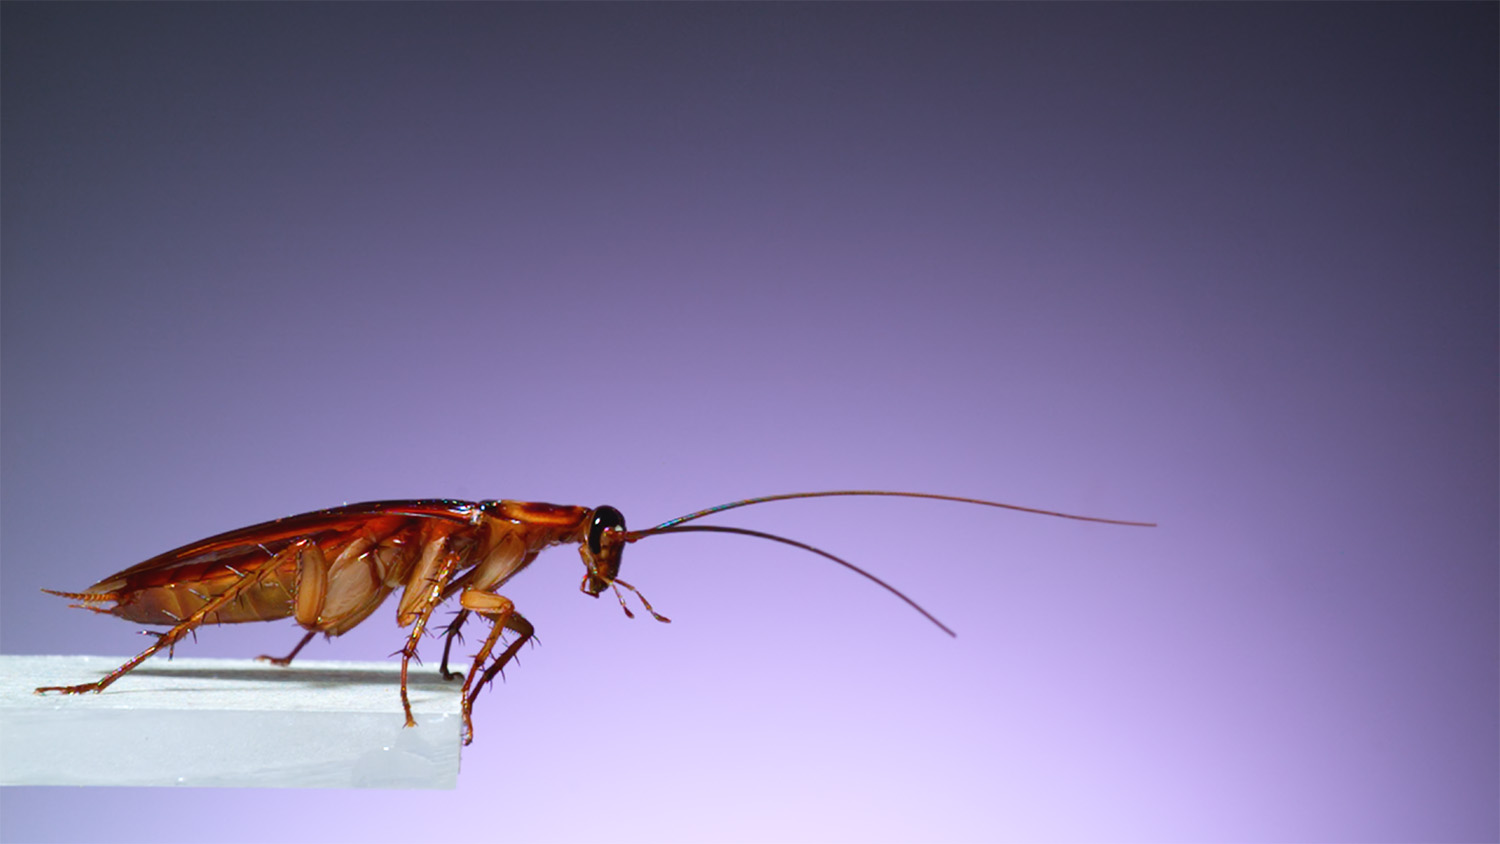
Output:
[{"xmin": 3, "ymin": 4, "xmax": 1495, "ymax": 841}]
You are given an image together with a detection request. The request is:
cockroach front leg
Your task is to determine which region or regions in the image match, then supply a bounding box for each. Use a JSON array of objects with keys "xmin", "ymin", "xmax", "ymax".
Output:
[{"xmin": 454, "ymin": 590, "xmax": 534, "ymax": 745}]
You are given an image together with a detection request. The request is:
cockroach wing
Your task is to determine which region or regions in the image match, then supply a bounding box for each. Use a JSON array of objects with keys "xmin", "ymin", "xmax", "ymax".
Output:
[{"xmin": 52, "ymin": 500, "xmax": 487, "ymax": 626}]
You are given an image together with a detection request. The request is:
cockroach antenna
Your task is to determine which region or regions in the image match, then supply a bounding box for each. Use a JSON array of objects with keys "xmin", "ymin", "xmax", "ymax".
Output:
[{"xmin": 624, "ymin": 490, "xmax": 1157, "ymax": 638}]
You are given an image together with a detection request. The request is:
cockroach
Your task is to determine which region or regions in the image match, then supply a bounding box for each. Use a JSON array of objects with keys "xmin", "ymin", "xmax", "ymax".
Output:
[{"xmin": 35, "ymin": 490, "xmax": 1154, "ymax": 744}]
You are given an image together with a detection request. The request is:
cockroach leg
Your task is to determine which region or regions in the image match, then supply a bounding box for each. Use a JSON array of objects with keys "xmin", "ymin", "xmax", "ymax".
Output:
[
  {"xmin": 35, "ymin": 554, "xmax": 272, "ymax": 696},
  {"xmin": 396, "ymin": 547, "xmax": 461, "ymax": 728},
  {"xmin": 455, "ymin": 594, "xmax": 534, "ymax": 745},
  {"xmin": 468, "ymin": 616, "xmax": 534, "ymax": 738},
  {"xmin": 256, "ymin": 630, "xmax": 317, "ymax": 667},
  {"xmin": 454, "ymin": 594, "xmax": 514, "ymax": 745},
  {"xmin": 438, "ymin": 609, "xmax": 471, "ymax": 681}
]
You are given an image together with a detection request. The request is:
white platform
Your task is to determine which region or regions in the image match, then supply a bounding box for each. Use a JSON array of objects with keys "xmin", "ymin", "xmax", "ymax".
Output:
[{"xmin": 0, "ymin": 654, "xmax": 462, "ymax": 789}]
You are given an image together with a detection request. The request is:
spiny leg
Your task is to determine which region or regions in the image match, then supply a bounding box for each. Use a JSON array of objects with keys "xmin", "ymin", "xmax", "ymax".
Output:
[
  {"xmin": 468, "ymin": 614, "xmax": 533, "ymax": 711},
  {"xmin": 256, "ymin": 630, "xmax": 317, "ymax": 667},
  {"xmin": 35, "ymin": 549, "xmax": 291, "ymax": 695},
  {"xmin": 450, "ymin": 590, "xmax": 534, "ymax": 743},
  {"xmin": 462, "ymin": 608, "xmax": 540, "ymax": 746},
  {"xmin": 396, "ymin": 548, "xmax": 461, "ymax": 728},
  {"xmin": 457, "ymin": 599, "xmax": 511, "ymax": 745},
  {"xmin": 438, "ymin": 609, "xmax": 471, "ymax": 681}
]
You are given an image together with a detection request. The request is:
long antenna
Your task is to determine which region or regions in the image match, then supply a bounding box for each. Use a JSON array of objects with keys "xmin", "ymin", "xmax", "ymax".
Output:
[
  {"xmin": 623, "ymin": 490, "xmax": 1155, "ymax": 637},
  {"xmin": 643, "ymin": 490, "xmax": 1157, "ymax": 532},
  {"xmin": 628, "ymin": 523, "xmax": 956, "ymax": 636}
]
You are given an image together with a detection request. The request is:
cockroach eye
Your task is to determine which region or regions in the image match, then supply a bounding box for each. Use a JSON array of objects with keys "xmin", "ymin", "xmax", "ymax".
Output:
[{"xmin": 587, "ymin": 505, "xmax": 626, "ymax": 556}]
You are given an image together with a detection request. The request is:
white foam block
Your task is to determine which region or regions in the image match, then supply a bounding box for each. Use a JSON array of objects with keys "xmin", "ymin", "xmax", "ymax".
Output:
[{"xmin": 0, "ymin": 654, "xmax": 462, "ymax": 789}]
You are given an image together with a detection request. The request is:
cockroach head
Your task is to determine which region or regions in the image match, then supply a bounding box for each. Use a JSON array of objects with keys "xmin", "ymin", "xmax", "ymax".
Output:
[{"xmin": 579, "ymin": 505, "xmax": 627, "ymax": 597}]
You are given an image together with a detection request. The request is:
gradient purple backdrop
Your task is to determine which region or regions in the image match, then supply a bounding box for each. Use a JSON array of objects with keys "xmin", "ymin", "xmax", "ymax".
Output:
[{"xmin": 2, "ymin": 4, "xmax": 1495, "ymax": 842}]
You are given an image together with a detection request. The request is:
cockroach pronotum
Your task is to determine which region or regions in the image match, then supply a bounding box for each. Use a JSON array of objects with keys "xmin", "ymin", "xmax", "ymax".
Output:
[{"xmin": 35, "ymin": 490, "xmax": 1154, "ymax": 744}]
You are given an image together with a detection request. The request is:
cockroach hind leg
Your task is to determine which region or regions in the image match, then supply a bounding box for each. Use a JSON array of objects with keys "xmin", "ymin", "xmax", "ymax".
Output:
[
  {"xmin": 38, "ymin": 545, "xmax": 269, "ymax": 699},
  {"xmin": 34, "ymin": 681, "xmax": 108, "ymax": 695}
]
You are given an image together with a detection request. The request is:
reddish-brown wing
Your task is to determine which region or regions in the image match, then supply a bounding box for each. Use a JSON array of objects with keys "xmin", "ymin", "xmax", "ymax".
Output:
[{"xmin": 51, "ymin": 501, "xmax": 488, "ymax": 625}]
